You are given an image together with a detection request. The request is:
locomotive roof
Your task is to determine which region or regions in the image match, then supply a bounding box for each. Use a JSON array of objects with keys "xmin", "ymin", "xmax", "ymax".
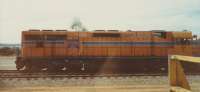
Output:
[
  {"xmin": 24, "ymin": 29, "xmax": 166, "ymax": 32},
  {"xmin": 23, "ymin": 29, "xmax": 192, "ymax": 34}
]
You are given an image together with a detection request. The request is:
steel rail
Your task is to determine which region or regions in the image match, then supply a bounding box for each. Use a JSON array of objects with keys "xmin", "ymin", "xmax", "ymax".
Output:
[{"xmin": 0, "ymin": 70, "xmax": 199, "ymax": 79}]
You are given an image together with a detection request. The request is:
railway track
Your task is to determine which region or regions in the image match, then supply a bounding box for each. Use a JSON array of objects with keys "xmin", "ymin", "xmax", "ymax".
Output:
[
  {"xmin": 0, "ymin": 70, "xmax": 199, "ymax": 78},
  {"xmin": 0, "ymin": 70, "xmax": 168, "ymax": 78}
]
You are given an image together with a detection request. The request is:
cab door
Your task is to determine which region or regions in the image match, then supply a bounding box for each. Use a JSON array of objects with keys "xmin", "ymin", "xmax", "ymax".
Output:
[{"xmin": 66, "ymin": 32, "xmax": 80, "ymax": 56}]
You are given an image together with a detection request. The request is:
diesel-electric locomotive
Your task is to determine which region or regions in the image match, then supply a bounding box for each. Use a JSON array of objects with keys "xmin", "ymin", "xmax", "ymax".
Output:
[{"xmin": 15, "ymin": 30, "xmax": 200, "ymax": 73}]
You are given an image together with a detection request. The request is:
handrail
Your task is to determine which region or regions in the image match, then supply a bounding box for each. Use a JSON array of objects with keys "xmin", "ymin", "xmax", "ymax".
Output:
[
  {"xmin": 169, "ymin": 55, "xmax": 200, "ymax": 92},
  {"xmin": 171, "ymin": 55, "xmax": 200, "ymax": 63}
]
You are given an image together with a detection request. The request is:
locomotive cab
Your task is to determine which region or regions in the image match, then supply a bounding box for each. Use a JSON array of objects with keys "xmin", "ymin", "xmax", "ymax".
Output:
[{"xmin": 171, "ymin": 31, "xmax": 193, "ymax": 56}]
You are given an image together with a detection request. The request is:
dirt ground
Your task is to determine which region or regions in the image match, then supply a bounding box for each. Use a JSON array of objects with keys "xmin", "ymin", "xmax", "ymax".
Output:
[
  {"xmin": 0, "ymin": 85, "xmax": 168, "ymax": 92},
  {"xmin": 0, "ymin": 76, "xmax": 200, "ymax": 92},
  {"xmin": 0, "ymin": 85, "xmax": 199, "ymax": 92}
]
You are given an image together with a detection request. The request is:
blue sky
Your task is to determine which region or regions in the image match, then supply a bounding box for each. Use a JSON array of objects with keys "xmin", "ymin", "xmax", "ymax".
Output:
[{"xmin": 0, "ymin": 0, "xmax": 200, "ymax": 43}]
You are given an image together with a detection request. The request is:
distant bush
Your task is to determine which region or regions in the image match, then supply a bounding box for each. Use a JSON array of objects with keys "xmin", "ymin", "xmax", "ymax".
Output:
[{"xmin": 0, "ymin": 47, "xmax": 16, "ymax": 56}]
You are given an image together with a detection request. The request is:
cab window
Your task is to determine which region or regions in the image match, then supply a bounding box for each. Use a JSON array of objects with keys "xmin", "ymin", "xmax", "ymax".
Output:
[
  {"xmin": 25, "ymin": 35, "xmax": 43, "ymax": 41},
  {"xmin": 46, "ymin": 35, "xmax": 66, "ymax": 41},
  {"xmin": 93, "ymin": 33, "xmax": 121, "ymax": 37},
  {"xmin": 153, "ymin": 32, "xmax": 166, "ymax": 39}
]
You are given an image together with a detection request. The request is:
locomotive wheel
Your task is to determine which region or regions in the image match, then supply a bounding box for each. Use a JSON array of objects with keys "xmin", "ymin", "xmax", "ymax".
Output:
[
  {"xmin": 86, "ymin": 62, "xmax": 104, "ymax": 74},
  {"xmin": 31, "ymin": 66, "xmax": 41, "ymax": 72},
  {"xmin": 47, "ymin": 64, "xmax": 56, "ymax": 72},
  {"xmin": 67, "ymin": 61, "xmax": 82, "ymax": 73},
  {"xmin": 24, "ymin": 61, "xmax": 31, "ymax": 71},
  {"xmin": 70, "ymin": 65, "xmax": 82, "ymax": 73},
  {"xmin": 47, "ymin": 64, "xmax": 64, "ymax": 72},
  {"xmin": 24, "ymin": 63, "xmax": 41, "ymax": 72}
]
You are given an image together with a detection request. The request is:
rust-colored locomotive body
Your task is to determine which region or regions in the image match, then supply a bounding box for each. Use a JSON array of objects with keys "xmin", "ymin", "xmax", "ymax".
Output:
[{"xmin": 16, "ymin": 30, "xmax": 198, "ymax": 73}]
